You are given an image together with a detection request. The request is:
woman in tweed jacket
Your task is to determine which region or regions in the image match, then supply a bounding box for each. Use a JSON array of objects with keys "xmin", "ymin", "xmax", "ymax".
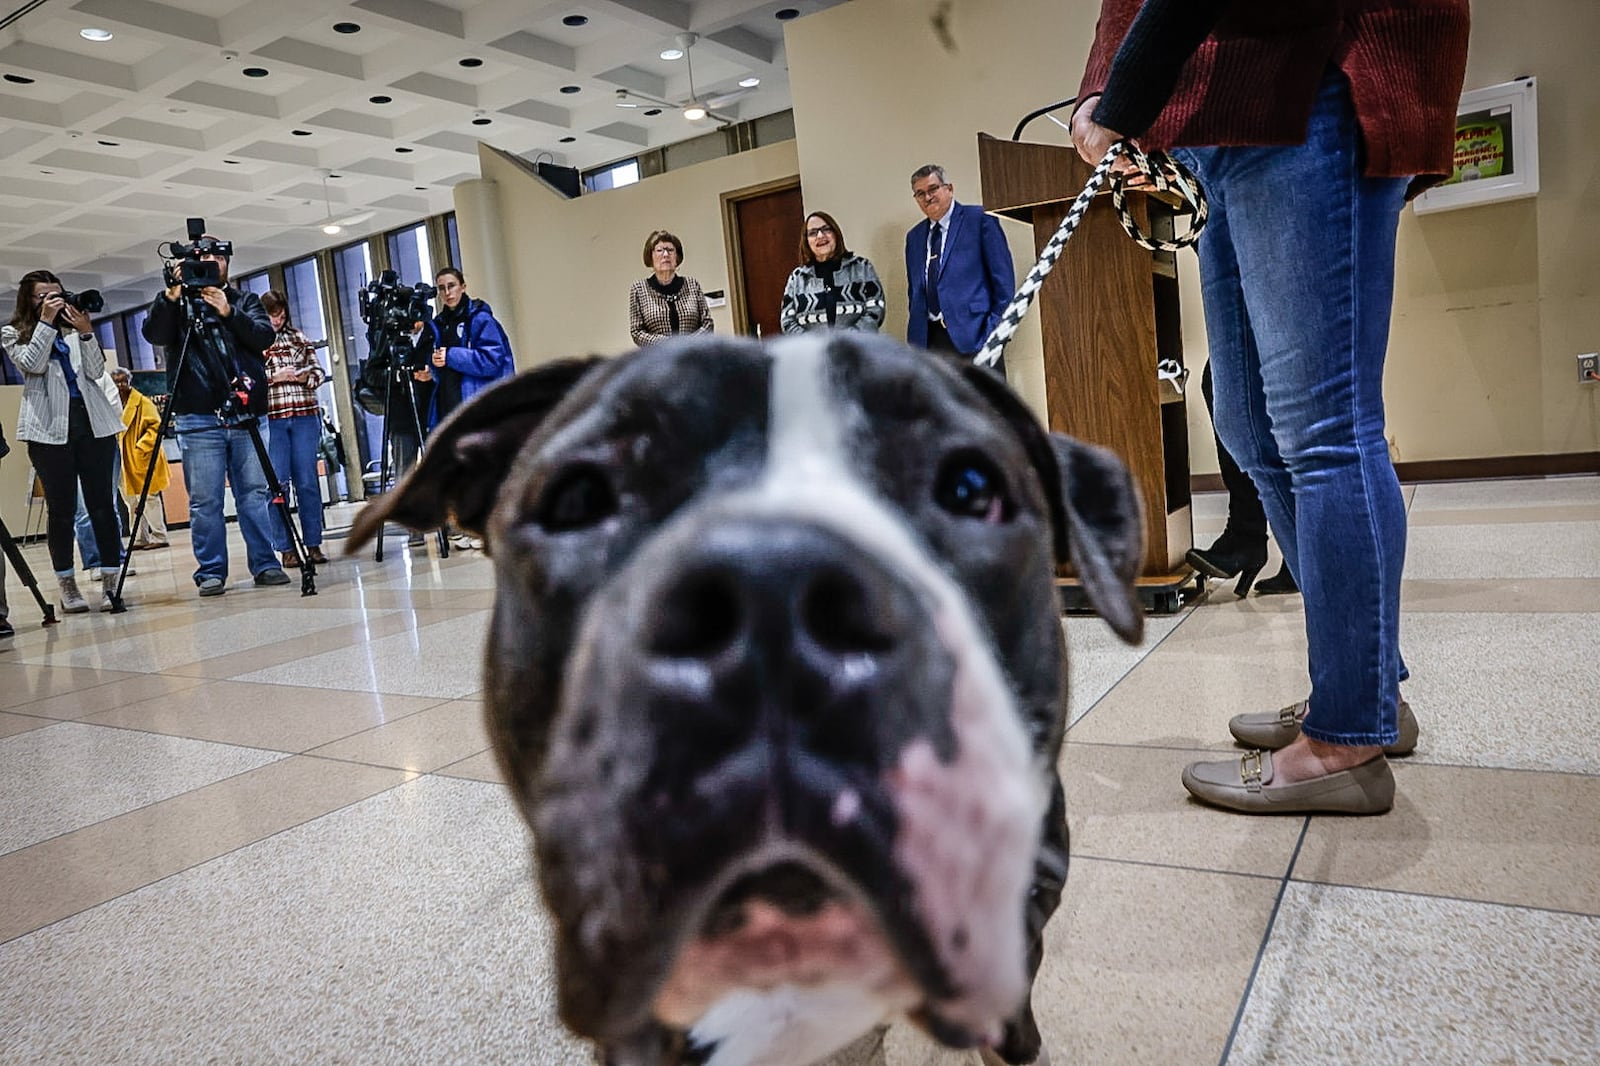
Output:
[
  {"xmin": 2, "ymin": 270, "xmax": 125, "ymax": 613},
  {"xmin": 779, "ymin": 211, "xmax": 885, "ymax": 334},
  {"xmin": 628, "ymin": 229, "xmax": 713, "ymax": 346}
]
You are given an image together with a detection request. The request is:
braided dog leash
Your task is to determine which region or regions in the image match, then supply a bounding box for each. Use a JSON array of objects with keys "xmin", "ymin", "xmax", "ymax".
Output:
[{"xmin": 973, "ymin": 140, "xmax": 1208, "ymax": 369}]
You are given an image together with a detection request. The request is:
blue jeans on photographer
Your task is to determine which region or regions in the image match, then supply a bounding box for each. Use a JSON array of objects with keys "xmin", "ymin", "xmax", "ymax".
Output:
[
  {"xmin": 266, "ymin": 412, "xmax": 324, "ymax": 552},
  {"xmin": 174, "ymin": 413, "xmax": 278, "ymax": 585},
  {"xmin": 1171, "ymin": 71, "xmax": 1409, "ymax": 748}
]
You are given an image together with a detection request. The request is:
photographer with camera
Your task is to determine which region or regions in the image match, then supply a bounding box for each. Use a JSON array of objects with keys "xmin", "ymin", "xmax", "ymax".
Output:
[
  {"xmin": 260, "ymin": 291, "xmax": 330, "ymax": 571},
  {"xmin": 141, "ymin": 233, "xmax": 290, "ymax": 597},
  {"xmin": 413, "ymin": 267, "xmax": 513, "ymax": 550},
  {"xmin": 2, "ymin": 270, "xmax": 125, "ymax": 613}
]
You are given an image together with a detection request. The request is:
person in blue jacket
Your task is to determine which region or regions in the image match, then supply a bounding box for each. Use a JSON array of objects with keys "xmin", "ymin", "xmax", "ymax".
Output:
[
  {"xmin": 413, "ymin": 266, "xmax": 514, "ymax": 550},
  {"xmin": 903, "ymin": 164, "xmax": 1015, "ymax": 373},
  {"xmin": 416, "ymin": 266, "xmax": 514, "ymax": 431}
]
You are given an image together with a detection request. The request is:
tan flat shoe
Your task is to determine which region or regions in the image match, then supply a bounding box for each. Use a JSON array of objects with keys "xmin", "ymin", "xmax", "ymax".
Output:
[
  {"xmin": 1182, "ymin": 750, "xmax": 1395, "ymax": 815},
  {"xmin": 1229, "ymin": 698, "xmax": 1418, "ymax": 755}
]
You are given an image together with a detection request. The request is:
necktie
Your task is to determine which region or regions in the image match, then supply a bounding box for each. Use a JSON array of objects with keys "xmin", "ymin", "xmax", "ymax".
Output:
[{"xmin": 926, "ymin": 222, "xmax": 943, "ymax": 318}]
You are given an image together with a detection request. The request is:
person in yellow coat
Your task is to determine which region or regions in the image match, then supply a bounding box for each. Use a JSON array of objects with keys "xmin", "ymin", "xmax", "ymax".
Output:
[{"xmin": 111, "ymin": 367, "xmax": 169, "ymax": 549}]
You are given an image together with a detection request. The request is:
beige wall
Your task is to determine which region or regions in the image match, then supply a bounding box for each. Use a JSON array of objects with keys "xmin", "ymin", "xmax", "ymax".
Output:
[
  {"xmin": 1, "ymin": 386, "xmax": 30, "ymax": 537},
  {"xmin": 785, "ymin": 0, "xmax": 1600, "ymax": 469},
  {"xmin": 469, "ymin": 140, "xmax": 801, "ymax": 367}
]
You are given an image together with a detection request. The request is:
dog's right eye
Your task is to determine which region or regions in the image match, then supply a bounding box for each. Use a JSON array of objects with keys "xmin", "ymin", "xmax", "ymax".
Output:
[{"xmin": 535, "ymin": 466, "xmax": 618, "ymax": 532}]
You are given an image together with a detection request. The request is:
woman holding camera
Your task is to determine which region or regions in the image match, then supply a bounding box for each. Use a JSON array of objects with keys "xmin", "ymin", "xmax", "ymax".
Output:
[
  {"xmin": 260, "ymin": 291, "xmax": 329, "ymax": 569},
  {"xmin": 2, "ymin": 270, "xmax": 126, "ymax": 613}
]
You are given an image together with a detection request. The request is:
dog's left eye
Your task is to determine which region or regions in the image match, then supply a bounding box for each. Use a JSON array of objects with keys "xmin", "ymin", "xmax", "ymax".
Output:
[
  {"xmin": 934, "ymin": 452, "xmax": 1010, "ymax": 523},
  {"xmin": 535, "ymin": 465, "xmax": 618, "ymax": 531}
]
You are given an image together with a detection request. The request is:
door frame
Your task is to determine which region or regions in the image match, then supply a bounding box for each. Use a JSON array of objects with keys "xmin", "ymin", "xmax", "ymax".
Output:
[{"xmin": 720, "ymin": 176, "xmax": 801, "ymax": 337}]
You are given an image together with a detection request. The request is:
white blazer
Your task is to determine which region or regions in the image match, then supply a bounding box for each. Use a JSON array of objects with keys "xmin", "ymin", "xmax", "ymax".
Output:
[{"xmin": 1, "ymin": 323, "xmax": 124, "ymax": 445}]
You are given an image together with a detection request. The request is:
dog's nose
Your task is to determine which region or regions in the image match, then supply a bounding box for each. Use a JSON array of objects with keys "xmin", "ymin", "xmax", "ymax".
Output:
[{"xmin": 642, "ymin": 519, "xmax": 919, "ymax": 684}]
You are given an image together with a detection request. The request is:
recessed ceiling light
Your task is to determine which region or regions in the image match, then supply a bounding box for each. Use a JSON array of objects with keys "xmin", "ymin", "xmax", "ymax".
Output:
[
  {"xmin": 97, "ymin": 139, "xmax": 119, "ymax": 147},
  {"xmin": 3, "ymin": 73, "xmax": 35, "ymax": 85},
  {"xmin": 242, "ymin": 67, "xmax": 269, "ymax": 78},
  {"xmin": 471, "ymin": 117, "xmax": 492, "ymax": 126},
  {"xmin": 559, "ymin": 85, "xmax": 581, "ymax": 94},
  {"xmin": 168, "ymin": 106, "xmax": 188, "ymax": 114},
  {"xmin": 739, "ymin": 76, "xmax": 761, "ymax": 88},
  {"xmin": 659, "ymin": 47, "xmax": 684, "ymax": 61},
  {"xmin": 291, "ymin": 128, "xmax": 311, "ymax": 136},
  {"xmin": 224, "ymin": 159, "xmax": 241, "ymax": 165},
  {"xmin": 40, "ymin": 169, "xmax": 54, "ymax": 175},
  {"xmin": 561, "ymin": 14, "xmax": 588, "ymax": 27},
  {"xmin": 369, "ymin": 95, "xmax": 392, "ymax": 104},
  {"xmin": 395, "ymin": 146, "xmax": 413, "ymax": 153},
  {"xmin": 559, "ymin": 136, "xmax": 576, "ymax": 143},
  {"xmin": 644, "ymin": 108, "xmax": 662, "ymax": 116},
  {"xmin": 329, "ymin": 173, "xmax": 341, "ymax": 178},
  {"xmin": 459, "ymin": 57, "xmax": 483, "ymax": 68},
  {"xmin": 414, "ymin": 186, "xmax": 427, "ymax": 190},
  {"xmin": 775, "ymin": 8, "xmax": 800, "ymax": 20},
  {"xmin": 80, "ymin": 28, "xmax": 114, "ymax": 42},
  {"xmin": 333, "ymin": 22, "xmax": 360, "ymax": 34}
]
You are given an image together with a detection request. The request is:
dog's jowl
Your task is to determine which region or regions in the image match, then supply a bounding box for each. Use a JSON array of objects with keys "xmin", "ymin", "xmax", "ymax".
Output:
[{"xmin": 349, "ymin": 334, "xmax": 1144, "ymax": 1066}]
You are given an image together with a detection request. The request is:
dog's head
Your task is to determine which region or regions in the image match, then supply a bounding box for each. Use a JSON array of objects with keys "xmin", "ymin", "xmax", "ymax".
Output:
[{"xmin": 350, "ymin": 334, "xmax": 1142, "ymax": 1062}]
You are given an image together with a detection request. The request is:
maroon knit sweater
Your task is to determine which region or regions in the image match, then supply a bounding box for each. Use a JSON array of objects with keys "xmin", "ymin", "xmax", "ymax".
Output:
[{"xmin": 1077, "ymin": 0, "xmax": 1470, "ymax": 187}]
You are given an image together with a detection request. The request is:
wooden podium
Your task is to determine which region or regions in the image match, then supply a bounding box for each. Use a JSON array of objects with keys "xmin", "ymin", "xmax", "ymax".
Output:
[{"xmin": 978, "ymin": 133, "xmax": 1196, "ymax": 611}]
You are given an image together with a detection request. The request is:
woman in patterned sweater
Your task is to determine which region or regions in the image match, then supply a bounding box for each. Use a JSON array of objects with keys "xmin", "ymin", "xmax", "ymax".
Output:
[
  {"xmin": 779, "ymin": 211, "xmax": 885, "ymax": 335},
  {"xmin": 260, "ymin": 291, "xmax": 329, "ymax": 569},
  {"xmin": 628, "ymin": 229, "xmax": 714, "ymax": 346}
]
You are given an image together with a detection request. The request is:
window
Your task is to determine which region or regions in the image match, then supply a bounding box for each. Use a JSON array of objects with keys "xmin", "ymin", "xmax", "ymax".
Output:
[
  {"xmin": 235, "ymin": 272, "xmax": 271, "ymax": 298},
  {"xmin": 445, "ymin": 213, "xmax": 461, "ymax": 271},
  {"xmin": 333, "ymin": 241, "xmax": 381, "ymax": 469},
  {"xmin": 583, "ymin": 158, "xmax": 640, "ymax": 193},
  {"xmin": 385, "ymin": 224, "xmax": 433, "ymax": 288},
  {"xmin": 122, "ymin": 308, "xmax": 161, "ymax": 371},
  {"xmin": 283, "ymin": 256, "xmax": 334, "ymax": 422},
  {"xmin": 93, "ymin": 317, "xmax": 122, "ymax": 364}
]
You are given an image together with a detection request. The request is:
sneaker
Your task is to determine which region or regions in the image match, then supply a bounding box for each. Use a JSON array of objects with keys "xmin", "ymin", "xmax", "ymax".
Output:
[
  {"xmin": 254, "ymin": 568, "xmax": 292, "ymax": 587},
  {"xmin": 0, "ymin": 618, "xmax": 15, "ymax": 639},
  {"xmin": 59, "ymin": 575, "xmax": 90, "ymax": 614},
  {"xmin": 450, "ymin": 533, "xmax": 482, "ymax": 551},
  {"xmin": 198, "ymin": 577, "xmax": 226, "ymax": 597},
  {"xmin": 1228, "ymin": 698, "xmax": 1419, "ymax": 756}
]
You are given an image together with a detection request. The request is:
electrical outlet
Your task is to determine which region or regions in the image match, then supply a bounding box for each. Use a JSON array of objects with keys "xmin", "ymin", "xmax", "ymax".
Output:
[{"xmin": 1580, "ymin": 352, "xmax": 1600, "ymax": 384}]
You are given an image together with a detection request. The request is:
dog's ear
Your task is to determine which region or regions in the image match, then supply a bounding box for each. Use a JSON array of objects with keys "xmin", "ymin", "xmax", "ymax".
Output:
[
  {"xmin": 958, "ymin": 364, "xmax": 1145, "ymax": 643},
  {"xmin": 347, "ymin": 357, "xmax": 605, "ymax": 550}
]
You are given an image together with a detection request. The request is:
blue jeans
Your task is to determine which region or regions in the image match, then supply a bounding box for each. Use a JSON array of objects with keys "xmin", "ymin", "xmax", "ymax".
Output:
[
  {"xmin": 1173, "ymin": 72, "xmax": 1408, "ymax": 747},
  {"xmin": 174, "ymin": 413, "xmax": 278, "ymax": 584},
  {"xmin": 266, "ymin": 413, "xmax": 324, "ymax": 550}
]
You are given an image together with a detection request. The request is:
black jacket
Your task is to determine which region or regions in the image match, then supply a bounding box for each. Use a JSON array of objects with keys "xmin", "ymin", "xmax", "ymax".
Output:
[{"xmin": 142, "ymin": 287, "xmax": 275, "ymax": 416}]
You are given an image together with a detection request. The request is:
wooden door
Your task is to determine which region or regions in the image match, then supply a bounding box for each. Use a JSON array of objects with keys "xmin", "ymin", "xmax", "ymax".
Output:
[{"xmin": 728, "ymin": 182, "xmax": 803, "ymax": 339}]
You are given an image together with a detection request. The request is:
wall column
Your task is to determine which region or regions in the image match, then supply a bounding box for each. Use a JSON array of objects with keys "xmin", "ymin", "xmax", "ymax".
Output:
[{"xmin": 451, "ymin": 179, "xmax": 520, "ymax": 368}]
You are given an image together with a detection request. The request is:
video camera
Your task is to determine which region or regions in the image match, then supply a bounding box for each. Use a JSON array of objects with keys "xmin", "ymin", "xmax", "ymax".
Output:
[
  {"xmin": 358, "ymin": 269, "xmax": 437, "ymax": 336},
  {"xmin": 160, "ymin": 217, "xmax": 233, "ymax": 292}
]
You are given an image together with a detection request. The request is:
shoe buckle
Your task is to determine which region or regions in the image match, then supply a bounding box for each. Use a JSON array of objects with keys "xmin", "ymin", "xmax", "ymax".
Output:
[
  {"xmin": 1240, "ymin": 750, "xmax": 1265, "ymax": 792},
  {"xmin": 1278, "ymin": 701, "xmax": 1306, "ymax": 728}
]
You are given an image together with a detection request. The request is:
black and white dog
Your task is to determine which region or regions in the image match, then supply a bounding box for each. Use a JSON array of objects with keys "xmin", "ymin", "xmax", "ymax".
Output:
[{"xmin": 349, "ymin": 334, "xmax": 1144, "ymax": 1066}]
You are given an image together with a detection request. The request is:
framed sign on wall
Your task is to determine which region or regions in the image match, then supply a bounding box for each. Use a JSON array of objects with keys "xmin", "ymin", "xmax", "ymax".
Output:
[{"xmin": 1413, "ymin": 77, "xmax": 1539, "ymax": 215}]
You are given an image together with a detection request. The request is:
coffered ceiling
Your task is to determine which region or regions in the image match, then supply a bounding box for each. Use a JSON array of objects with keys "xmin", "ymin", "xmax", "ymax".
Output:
[{"xmin": 0, "ymin": 0, "xmax": 842, "ymax": 310}]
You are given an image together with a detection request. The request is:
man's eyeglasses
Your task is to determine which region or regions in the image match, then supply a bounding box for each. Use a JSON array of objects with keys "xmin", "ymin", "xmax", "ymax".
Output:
[
  {"xmin": 912, "ymin": 183, "xmax": 948, "ymax": 202},
  {"xmin": 805, "ymin": 226, "xmax": 834, "ymax": 238}
]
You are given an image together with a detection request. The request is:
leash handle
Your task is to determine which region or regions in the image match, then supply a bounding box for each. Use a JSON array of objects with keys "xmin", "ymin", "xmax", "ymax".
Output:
[{"xmin": 973, "ymin": 140, "xmax": 1207, "ymax": 369}]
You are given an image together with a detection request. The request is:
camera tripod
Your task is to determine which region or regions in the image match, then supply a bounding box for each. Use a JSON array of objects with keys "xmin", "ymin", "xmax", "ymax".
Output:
[
  {"xmin": 108, "ymin": 288, "xmax": 318, "ymax": 611},
  {"xmin": 0, "ymin": 511, "xmax": 59, "ymax": 627},
  {"xmin": 370, "ymin": 327, "xmax": 447, "ymax": 563}
]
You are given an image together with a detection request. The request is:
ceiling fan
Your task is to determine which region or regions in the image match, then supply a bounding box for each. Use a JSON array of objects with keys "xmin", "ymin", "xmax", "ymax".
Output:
[
  {"xmin": 614, "ymin": 32, "xmax": 759, "ymax": 124},
  {"xmin": 312, "ymin": 169, "xmax": 374, "ymax": 236}
]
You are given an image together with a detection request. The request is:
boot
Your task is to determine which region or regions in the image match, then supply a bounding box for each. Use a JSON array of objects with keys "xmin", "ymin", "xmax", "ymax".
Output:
[
  {"xmin": 58, "ymin": 574, "xmax": 90, "ymax": 614},
  {"xmin": 281, "ymin": 550, "xmax": 302, "ymax": 569},
  {"xmin": 1186, "ymin": 530, "xmax": 1269, "ymax": 598},
  {"xmin": 1254, "ymin": 562, "xmax": 1298, "ymax": 596}
]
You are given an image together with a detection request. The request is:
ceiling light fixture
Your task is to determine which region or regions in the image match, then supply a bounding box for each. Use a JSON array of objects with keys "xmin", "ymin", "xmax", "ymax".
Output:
[
  {"xmin": 683, "ymin": 103, "xmax": 707, "ymax": 121},
  {"xmin": 80, "ymin": 28, "xmax": 113, "ymax": 42},
  {"xmin": 168, "ymin": 106, "xmax": 189, "ymax": 114},
  {"xmin": 559, "ymin": 85, "xmax": 581, "ymax": 94},
  {"xmin": 659, "ymin": 48, "xmax": 683, "ymax": 61},
  {"xmin": 4, "ymin": 73, "xmax": 35, "ymax": 84},
  {"xmin": 562, "ymin": 14, "xmax": 589, "ymax": 27},
  {"xmin": 559, "ymin": 136, "xmax": 576, "ymax": 143},
  {"xmin": 459, "ymin": 57, "xmax": 482, "ymax": 67},
  {"xmin": 242, "ymin": 67, "xmax": 269, "ymax": 78},
  {"xmin": 775, "ymin": 8, "xmax": 800, "ymax": 20},
  {"xmin": 333, "ymin": 22, "xmax": 360, "ymax": 34},
  {"xmin": 739, "ymin": 76, "xmax": 761, "ymax": 88},
  {"xmin": 644, "ymin": 108, "xmax": 662, "ymax": 116},
  {"xmin": 369, "ymin": 94, "xmax": 392, "ymax": 104}
]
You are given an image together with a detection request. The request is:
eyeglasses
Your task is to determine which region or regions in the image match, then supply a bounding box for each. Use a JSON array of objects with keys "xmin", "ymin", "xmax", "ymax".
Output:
[
  {"xmin": 911, "ymin": 183, "xmax": 948, "ymax": 202},
  {"xmin": 805, "ymin": 226, "xmax": 834, "ymax": 238}
]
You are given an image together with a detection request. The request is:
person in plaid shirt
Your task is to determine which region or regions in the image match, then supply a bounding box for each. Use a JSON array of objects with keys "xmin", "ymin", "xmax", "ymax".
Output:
[{"xmin": 260, "ymin": 291, "xmax": 329, "ymax": 569}]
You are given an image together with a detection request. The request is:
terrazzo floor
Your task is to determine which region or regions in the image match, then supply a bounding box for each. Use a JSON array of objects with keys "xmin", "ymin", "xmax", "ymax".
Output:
[{"xmin": 2, "ymin": 478, "xmax": 1597, "ymax": 1065}]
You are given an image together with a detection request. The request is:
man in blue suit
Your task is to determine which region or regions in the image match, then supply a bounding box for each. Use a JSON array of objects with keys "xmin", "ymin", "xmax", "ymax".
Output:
[{"xmin": 904, "ymin": 164, "xmax": 1015, "ymax": 371}]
